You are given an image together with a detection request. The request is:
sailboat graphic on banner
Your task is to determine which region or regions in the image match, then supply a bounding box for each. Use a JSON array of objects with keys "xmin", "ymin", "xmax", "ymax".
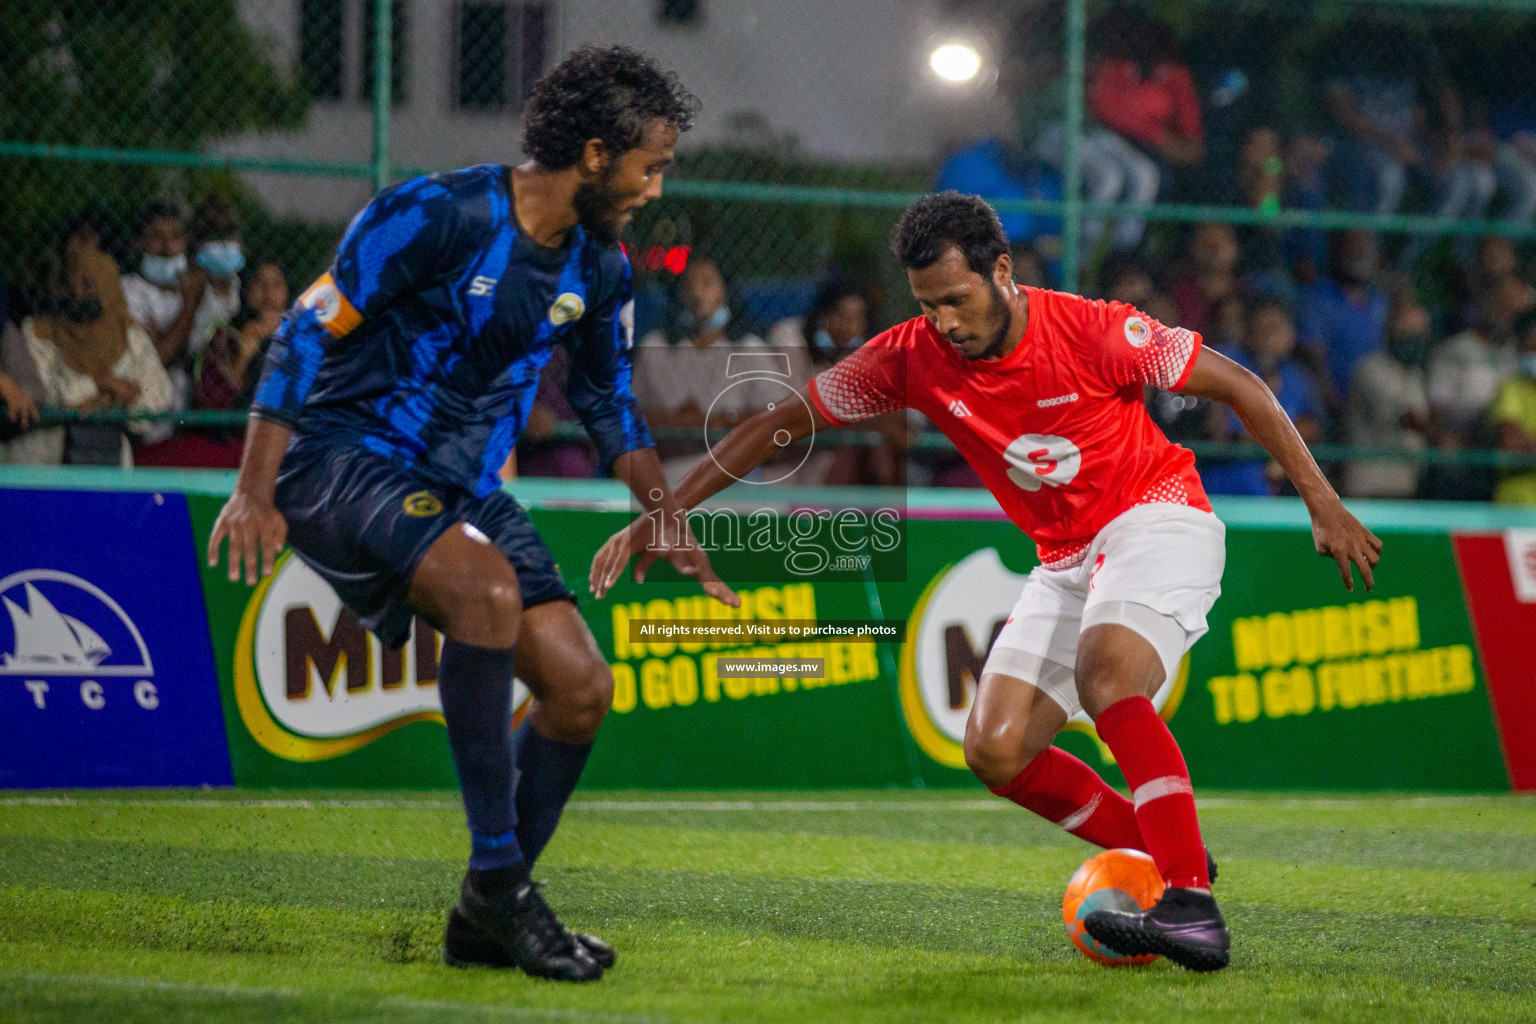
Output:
[
  {"xmin": 4, "ymin": 582, "xmax": 112, "ymax": 669},
  {"xmin": 0, "ymin": 571, "xmax": 153, "ymax": 676}
]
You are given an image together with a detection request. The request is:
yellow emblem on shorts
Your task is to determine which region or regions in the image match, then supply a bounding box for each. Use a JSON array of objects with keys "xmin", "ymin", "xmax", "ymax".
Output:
[
  {"xmin": 402, "ymin": 491, "xmax": 444, "ymax": 517},
  {"xmin": 548, "ymin": 292, "xmax": 586, "ymax": 326}
]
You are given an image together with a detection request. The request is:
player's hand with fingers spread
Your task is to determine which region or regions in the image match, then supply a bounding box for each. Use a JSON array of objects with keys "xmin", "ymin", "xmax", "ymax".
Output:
[
  {"xmin": 1310, "ymin": 497, "xmax": 1383, "ymax": 592},
  {"xmin": 589, "ymin": 511, "xmax": 739, "ymax": 608},
  {"xmin": 208, "ymin": 489, "xmax": 289, "ymax": 587}
]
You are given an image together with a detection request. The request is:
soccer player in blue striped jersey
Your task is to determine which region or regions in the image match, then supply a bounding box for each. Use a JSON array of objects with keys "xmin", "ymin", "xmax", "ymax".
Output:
[{"xmin": 208, "ymin": 46, "xmax": 736, "ymax": 982}]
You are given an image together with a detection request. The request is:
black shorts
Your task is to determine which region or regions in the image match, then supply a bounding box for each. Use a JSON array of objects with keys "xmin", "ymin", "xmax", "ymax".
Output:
[{"xmin": 274, "ymin": 444, "xmax": 574, "ymax": 648}]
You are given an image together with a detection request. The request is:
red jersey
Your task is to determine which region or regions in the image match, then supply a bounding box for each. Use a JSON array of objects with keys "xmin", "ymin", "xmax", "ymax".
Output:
[
  {"xmin": 807, "ymin": 286, "xmax": 1211, "ymax": 569},
  {"xmin": 1089, "ymin": 60, "xmax": 1203, "ymax": 148}
]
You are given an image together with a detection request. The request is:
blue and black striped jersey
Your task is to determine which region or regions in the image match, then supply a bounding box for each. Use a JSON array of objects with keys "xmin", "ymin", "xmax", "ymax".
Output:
[{"xmin": 252, "ymin": 164, "xmax": 652, "ymax": 497}]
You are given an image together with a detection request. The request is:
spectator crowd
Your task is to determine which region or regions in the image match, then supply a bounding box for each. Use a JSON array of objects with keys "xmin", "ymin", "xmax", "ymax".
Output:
[
  {"xmin": 0, "ymin": 197, "xmax": 288, "ymax": 470},
  {"xmin": 4, "ymin": 4, "xmax": 1536, "ymax": 506},
  {"xmin": 929, "ymin": 4, "xmax": 1536, "ymax": 504}
]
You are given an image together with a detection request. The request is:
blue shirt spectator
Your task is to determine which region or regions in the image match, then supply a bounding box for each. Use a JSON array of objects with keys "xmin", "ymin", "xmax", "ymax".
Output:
[
  {"xmin": 936, "ymin": 138, "xmax": 1063, "ymax": 255},
  {"xmin": 1297, "ymin": 281, "xmax": 1389, "ymax": 401},
  {"xmin": 1320, "ymin": 16, "xmax": 1436, "ymax": 215},
  {"xmin": 1295, "ymin": 230, "xmax": 1389, "ymax": 400},
  {"xmin": 1201, "ymin": 302, "xmax": 1327, "ymax": 495}
]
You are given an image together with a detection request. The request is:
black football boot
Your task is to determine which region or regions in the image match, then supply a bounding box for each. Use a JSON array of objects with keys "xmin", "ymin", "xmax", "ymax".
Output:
[
  {"xmin": 444, "ymin": 904, "xmax": 616, "ymax": 970},
  {"xmin": 442, "ymin": 869, "xmax": 603, "ymax": 981},
  {"xmin": 1082, "ymin": 886, "xmax": 1231, "ymax": 972}
]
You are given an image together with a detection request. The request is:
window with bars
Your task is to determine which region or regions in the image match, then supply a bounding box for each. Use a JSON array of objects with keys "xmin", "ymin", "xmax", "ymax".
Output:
[
  {"xmin": 456, "ymin": 2, "xmax": 549, "ymax": 111},
  {"xmin": 361, "ymin": 0, "xmax": 410, "ymax": 105},
  {"xmin": 299, "ymin": 0, "xmax": 345, "ymax": 100}
]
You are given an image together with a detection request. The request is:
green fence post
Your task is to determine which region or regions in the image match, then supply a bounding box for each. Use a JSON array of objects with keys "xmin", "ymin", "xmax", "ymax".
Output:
[
  {"xmin": 371, "ymin": 0, "xmax": 393, "ymax": 194},
  {"xmin": 1061, "ymin": 0, "xmax": 1087, "ymax": 294}
]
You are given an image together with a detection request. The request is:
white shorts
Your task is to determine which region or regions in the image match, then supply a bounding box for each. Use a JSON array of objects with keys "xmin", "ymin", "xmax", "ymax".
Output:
[{"xmin": 981, "ymin": 503, "xmax": 1226, "ymax": 720}]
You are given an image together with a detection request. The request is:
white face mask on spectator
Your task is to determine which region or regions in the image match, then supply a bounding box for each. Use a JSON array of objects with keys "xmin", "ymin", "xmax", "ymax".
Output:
[
  {"xmin": 197, "ymin": 240, "xmax": 246, "ymax": 278},
  {"xmin": 680, "ymin": 304, "xmax": 730, "ymax": 334},
  {"xmin": 140, "ymin": 252, "xmax": 187, "ymax": 287}
]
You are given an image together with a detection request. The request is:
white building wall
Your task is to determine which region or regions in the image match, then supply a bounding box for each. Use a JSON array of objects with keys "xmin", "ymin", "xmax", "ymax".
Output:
[{"xmin": 228, "ymin": 0, "xmax": 1001, "ymax": 221}]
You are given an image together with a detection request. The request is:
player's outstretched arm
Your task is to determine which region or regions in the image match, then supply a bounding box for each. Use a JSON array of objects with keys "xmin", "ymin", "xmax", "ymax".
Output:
[
  {"xmin": 675, "ymin": 392, "xmax": 832, "ymax": 509},
  {"xmin": 207, "ymin": 416, "xmax": 292, "ymax": 586},
  {"xmin": 604, "ymin": 447, "xmax": 741, "ymax": 608},
  {"xmin": 588, "ymin": 394, "xmax": 830, "ymax": 599},
  {"xmin": 1181, "ymin": 347, "xmax": 1382, "ymax": 591}
]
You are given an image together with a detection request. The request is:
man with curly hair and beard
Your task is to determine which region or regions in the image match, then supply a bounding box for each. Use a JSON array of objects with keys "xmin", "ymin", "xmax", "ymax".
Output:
[{"xmin": 208, "ymin": 46, "xmax": 737, "ymax": 982}]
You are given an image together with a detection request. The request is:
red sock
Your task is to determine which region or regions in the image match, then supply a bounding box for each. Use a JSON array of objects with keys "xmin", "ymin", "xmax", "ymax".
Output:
[
  {"xmin": 1092, "ymin": 696, "xmax": 1209, "ymax": 889},
  {"xmin": 989, "ymin": 747, "xmax": 1145, "ymax": 851}
]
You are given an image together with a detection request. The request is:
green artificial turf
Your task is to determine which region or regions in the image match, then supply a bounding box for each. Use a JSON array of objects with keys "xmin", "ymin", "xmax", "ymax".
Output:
[{"xmin": 1, "ymin": 789, "xmax": 1534, "ymax": 1023}]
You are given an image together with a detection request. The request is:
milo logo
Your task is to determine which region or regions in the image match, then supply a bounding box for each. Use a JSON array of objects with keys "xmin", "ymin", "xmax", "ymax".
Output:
[
  {"xmin": 898, "ymin": 549, "xmax": 1186, "ymax": 768},
  {"xmin": 235, "ymin": 554, "xmax": 527, "ymax": 761}
]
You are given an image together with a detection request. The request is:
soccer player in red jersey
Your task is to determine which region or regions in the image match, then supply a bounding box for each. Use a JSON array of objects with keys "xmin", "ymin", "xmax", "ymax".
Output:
[{"xmin": 589, "ymin": 192, "xmax": 1381, "ymax": 971}]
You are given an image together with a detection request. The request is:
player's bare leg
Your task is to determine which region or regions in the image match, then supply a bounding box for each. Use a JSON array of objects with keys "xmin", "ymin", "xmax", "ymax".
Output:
[
  {"xmin": 1075, "ymin": 623, "xmax": 1230, "ymax": 972},
  {"xmin": 971, "ymin": 669, "xmax": 1141, "ymax": 848},
  {"xmin": 965, "ymin": 672, "xmax": 1149, "ymax": 853},
  {"xmin": 515, "ymin": 601, "xmax": 614, "ymax": 744},
  {"xmin": 964, "ymin": 673, "xmax": 1067, "ymax": 788},
  {"xmin": 411, "ymin": 525, "xmax": 602, "ymax": 982}
]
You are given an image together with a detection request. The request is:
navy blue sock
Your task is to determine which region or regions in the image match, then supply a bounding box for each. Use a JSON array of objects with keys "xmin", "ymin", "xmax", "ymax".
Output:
[
  {"xmin": 438, "ymin": 639, "xmax": 526, "ymax": 872},
  {"xmin": 512, "ymin": 719, "xmax": 594, "ymax": 865}
]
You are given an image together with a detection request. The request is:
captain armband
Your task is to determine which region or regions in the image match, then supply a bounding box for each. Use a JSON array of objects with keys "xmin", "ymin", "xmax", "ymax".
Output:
[{"xmin": 298, "ymin": 273, "xmax": 364, "ymax": 339}]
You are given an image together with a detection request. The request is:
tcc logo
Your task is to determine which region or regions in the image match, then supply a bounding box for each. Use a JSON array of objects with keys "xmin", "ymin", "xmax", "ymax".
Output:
[{"xmin": 0, "ymin": 570, "xmax": 160, "ymax": 711}]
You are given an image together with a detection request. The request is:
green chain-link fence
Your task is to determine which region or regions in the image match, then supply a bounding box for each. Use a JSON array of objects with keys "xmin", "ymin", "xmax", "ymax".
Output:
[{"xmin": 5, "ymin": 0, "xmax": 1536, "ymax": 488}]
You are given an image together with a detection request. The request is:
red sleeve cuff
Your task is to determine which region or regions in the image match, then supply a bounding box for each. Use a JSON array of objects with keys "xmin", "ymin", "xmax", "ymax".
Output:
[
  {"xmin": 1172, "ymin": 330, "xmax": 1204, "ymax": 392},
  {"xmin": 806, "ymin": 378, "xmax": 847, "ymax": 426}
]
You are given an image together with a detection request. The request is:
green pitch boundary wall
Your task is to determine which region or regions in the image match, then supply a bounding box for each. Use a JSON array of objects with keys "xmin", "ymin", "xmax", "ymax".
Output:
[{"xmin": 3, "ymin": 467, "xmax": 1535, "ymax": 792}]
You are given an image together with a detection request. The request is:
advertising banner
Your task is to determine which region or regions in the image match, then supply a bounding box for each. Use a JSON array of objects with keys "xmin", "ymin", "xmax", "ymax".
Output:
[
  {"xmin": 0, "ymin": 488, "xmax": 231, "ymax": 787},
  {"xmin": 179, "ymin": 481, "xmax": 1535, "ymax": 792},
  {"xmin": 189, "ymin": 495, "xmax": 920, "ymax": 789},
  {"xmin": 1177, "ymin": 529, "xmax": 1505, "ymax": 790},
  {"xmin": 883, "ymin": 519, "xmax": 1510, "ymax": 790},
  {"xmin": 1453, "ymin": 531, "xmax": 1536, "ymax": 790},
  {"xmin": 191, "ymin": 493, "xmax": 460, "ymax": 789}
]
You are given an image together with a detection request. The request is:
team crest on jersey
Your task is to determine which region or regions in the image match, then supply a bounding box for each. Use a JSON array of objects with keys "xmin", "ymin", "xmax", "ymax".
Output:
[
  {"xmin": 402, "ymin": 491, "xmax": 443, "ymax": 518},
  {"xmin": 1124, "ymin": 316, "xmax": 1151, "ymax": 349},
  {"xmin": 549, "ymin": 292, "xmax": 586, "ymax": 326}
]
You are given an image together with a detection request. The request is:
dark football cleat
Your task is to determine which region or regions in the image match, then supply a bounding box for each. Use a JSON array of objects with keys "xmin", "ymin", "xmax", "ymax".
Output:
[
  {"xmin": 444, "ymin": 906, "xmax": 616, "ymax": 970},
  {"xmin": 444, "ymin": 872, "xmax": 603, "ymax": 982},
  {"xmin": 1082, "ymin": 887, "xmax": 1231, "ymax": 972},
  {"xmin": 570, "ymin": 929, "xmax": 617, "ymax": 970},
  {"xmin": 1207, "ymin": 847, "xmax": 1218, "ymax": 885},
  {"xmin": 443, "ymin": 904, "xmax": 511, "ymax": 968}
]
